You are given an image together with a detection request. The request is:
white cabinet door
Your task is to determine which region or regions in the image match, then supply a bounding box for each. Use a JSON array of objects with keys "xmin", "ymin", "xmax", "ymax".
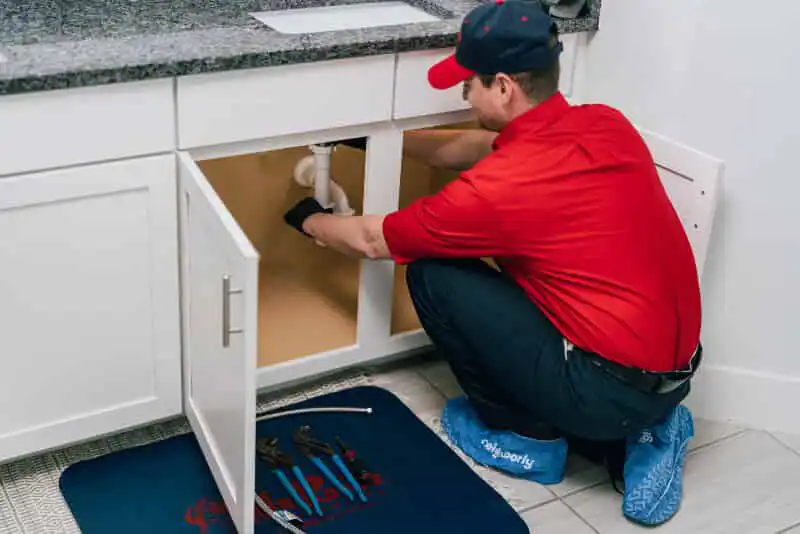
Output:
[
  {"xmin": 0, "ymin": 155, "xmax": 181, "ymax": 463},
  {"xmin": 177, "ymin": 152, "xmax": 258, "ymax": 534}
]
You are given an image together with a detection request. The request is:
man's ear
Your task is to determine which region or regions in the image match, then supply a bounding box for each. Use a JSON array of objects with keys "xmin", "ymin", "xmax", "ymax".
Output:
[{"xmin": 496, "ymin": 73, "xmax": 513, "ymax": 99}]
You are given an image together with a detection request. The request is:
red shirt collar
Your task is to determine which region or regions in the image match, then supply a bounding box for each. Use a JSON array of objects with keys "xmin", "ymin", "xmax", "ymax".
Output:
[{"xmin": 492, "ymin": 91, "xmax": 571, "ymax": 149}]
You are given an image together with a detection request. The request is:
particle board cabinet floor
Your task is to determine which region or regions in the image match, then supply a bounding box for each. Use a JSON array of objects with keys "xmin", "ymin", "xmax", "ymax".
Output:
[{"xmin": 1, "ymin": 358, "xmax": 799, "ymax": 534}]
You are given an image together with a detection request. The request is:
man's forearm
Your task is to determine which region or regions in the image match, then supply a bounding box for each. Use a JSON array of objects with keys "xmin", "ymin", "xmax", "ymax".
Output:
[
  {"xmin": 403, "ymin": 128, "xmax": 497, "ymax": 171},
  {"xmin": 302, "ymin": 213, "xmax": 391, "ymax": 260}
]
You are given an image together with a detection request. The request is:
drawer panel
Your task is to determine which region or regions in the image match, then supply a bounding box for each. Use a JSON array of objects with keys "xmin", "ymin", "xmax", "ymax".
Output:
[
  {"xmin": 0, "ymin": 79, "xmax": 175, "ymax": 176},
  {"xmin": 176, "ymin": 55, "xmax": 396, "ymax": 149},
  {"xmin": 393, "ymin": 48, "xmax": 471, "ymax": 119},
  {"xmin": 393, "ymin": 35, "xmax": 580, "ymax": 119}
]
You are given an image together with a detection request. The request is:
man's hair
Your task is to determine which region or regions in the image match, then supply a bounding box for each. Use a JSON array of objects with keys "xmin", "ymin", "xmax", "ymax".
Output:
[{"xmin": 477, "ymin": 34, "xmax": 561, "ymax": 103}]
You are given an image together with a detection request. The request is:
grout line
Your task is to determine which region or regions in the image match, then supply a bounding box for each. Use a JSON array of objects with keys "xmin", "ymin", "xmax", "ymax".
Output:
[
  {"xmin": 516, "ymin": 495, "xmax": 560, "ymax": 514},
  {"xmin": 766, "ymin": 431, "xmax": 800, "ymax": 459},
  {"xmin": 687, "ymin": 428, "xmax": 748, "ymax": 455},
  {"xmin": 560, "ymin": 496, "xmax": 602, "ymax": 534},
  {"xmin": 559, "ymin": 478, "xmax": 608, "ymax": 499},
  {"xmin": 414, "ymin": 368, "xmax": 451, "ymax": 400},
  {"xmin": 776, "ymin": 520, "xmax": 800, "ymax": 533}
]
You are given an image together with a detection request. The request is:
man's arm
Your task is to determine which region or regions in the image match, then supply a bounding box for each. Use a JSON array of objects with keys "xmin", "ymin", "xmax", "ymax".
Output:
[
  {"xmin": 284, "ymin": 165, "xmax": 506, "ymax": 265},
  {"xmin": 302, "ymin": 213, "xmax": 390, "ymax": 260},
  {"xmin": 403, "ymin": 129, "xmax": 498, "ymax": 171}
]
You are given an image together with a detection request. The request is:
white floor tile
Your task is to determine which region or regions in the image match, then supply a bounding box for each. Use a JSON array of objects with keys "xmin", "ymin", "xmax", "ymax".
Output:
[
  {"xmin": 550, "ymin": 456, "xmax": 609, "ymax": 497},
  {"xmin": 416, "ymin": 360, "xmax": 463, "ymax": 398},
  {"xmin": 565, "ymin": 431, "xmax": 800, "ymax": 534},
  {"xmin": 690, "ymin": 417, "xmax": 745, "ymax": 450},
  {"xmin": 368, "ymin": 367, "xmax": 448, "ymax": 414},
  {"xmin": 522, "ymin": 501, "xmax": 597, "ymax": 534}
]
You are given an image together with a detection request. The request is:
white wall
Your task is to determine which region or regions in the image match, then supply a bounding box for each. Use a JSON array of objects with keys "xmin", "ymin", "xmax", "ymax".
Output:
[{"xmin": 575, "ymin": 0, "xmax": 800, "ymax": 433}]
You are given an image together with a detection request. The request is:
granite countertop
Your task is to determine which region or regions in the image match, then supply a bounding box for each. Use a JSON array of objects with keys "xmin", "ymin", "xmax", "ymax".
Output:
[{"xmin": 0, "ymin": 0, "xmax": 600, "ymax": 95}]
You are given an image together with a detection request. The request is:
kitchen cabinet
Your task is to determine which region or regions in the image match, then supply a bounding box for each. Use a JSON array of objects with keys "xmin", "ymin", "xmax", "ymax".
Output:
[
  {"xmin": 0, "ymin": 155, "xmax": 182, "ymax": 464},
  {"xmin": 0, "ymin": 79, "xmax": 174, "ymax": 177}
]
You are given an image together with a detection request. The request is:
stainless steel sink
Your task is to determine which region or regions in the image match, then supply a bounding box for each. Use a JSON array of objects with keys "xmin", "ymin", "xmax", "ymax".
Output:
[{"xmin": 250, "ymin": 1, "xmax": 441, "ymax": 34}]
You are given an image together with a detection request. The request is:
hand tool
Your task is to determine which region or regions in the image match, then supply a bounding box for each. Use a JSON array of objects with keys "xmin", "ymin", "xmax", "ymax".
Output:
[
  {"xmin": 335, "ymin": 436, "xmax": 374, "ymax": 486},
  {"xmin": 293, "ymin": 427, "xmax": 353, "ymax": 502},
  {"xmin": 293, "ymin": 426, "xmax": 368, "ymax": 503},
  {"xmin": 254, "ymin": 493, "xmax": 306, "ymax": 534},
  {"xmin": 256, "ymin": 437, "xmax": 319, "ymax": 517}
]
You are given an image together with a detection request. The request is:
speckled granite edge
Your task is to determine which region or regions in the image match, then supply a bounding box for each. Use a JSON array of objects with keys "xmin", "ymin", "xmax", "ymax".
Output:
[{"xmin": 0, "ymin": 0, "xmax": 600, "ymax": 96}]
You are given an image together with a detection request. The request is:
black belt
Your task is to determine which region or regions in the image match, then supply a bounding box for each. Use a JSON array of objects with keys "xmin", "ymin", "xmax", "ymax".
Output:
[{"xmin": 581, "ymin": 344, "xmax": 702, "ymax": 394}]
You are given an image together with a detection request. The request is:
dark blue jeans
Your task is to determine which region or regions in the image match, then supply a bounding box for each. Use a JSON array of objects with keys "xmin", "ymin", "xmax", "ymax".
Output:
[{"xmin": 406, "ymin": 258, "xmax": 690, "ymax": 452}]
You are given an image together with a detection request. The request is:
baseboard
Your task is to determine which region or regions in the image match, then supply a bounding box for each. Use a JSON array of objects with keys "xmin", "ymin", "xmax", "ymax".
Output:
[{"xmin": 683, "ymin": 363, "xmax": 800, "ymax": 435}]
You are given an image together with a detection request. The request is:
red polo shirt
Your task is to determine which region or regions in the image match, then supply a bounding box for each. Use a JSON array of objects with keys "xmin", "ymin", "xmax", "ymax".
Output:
[{"xmin": 382, "ymin": 92, "xmax": 701, "ymax": 372}]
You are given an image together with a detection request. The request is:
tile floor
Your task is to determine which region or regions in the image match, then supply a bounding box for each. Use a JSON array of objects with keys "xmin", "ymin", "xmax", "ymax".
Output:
[
  {"xmin": 378, "ymin": 358, "xmax": 800, "ymax": 534},
  {"xmin": 2, "ymin": 356, "xmax": 800, "ymax": 533}
]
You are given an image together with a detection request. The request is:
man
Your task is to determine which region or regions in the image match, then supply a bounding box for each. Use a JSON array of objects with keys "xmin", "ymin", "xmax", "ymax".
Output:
[{"xmin": 284, "ymin": 0, "xmax": 702, "ymax": 526}]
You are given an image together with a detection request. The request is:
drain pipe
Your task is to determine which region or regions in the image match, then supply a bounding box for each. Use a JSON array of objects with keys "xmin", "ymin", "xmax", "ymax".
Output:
[
  {"xmin": 293, "ymin": 144, "xmax": 355, "ymax": 217},
  {"xmin": 309, "ymin": 144, "xmax": 334, "ymax": 210}
]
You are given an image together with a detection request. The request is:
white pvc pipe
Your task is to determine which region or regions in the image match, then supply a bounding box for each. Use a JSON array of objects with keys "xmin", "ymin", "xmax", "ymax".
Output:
[
  {"xmin": 309, "ymin": 144, "xmax": 334, "ymax": 209},
  {"xmin": 292, "ymin": 151, "xmax": 355, "ymax": 216}
]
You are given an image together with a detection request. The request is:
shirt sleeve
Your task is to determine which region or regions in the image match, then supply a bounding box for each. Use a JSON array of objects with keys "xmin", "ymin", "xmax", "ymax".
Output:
[{"xmin": 382, "ymin": 171, "xmax": 505, "ymax": 264}]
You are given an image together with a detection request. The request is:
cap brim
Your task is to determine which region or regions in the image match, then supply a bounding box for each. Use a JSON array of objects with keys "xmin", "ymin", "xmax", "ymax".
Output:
[{"xmin": 427, "ymin": 54, "xmax": 475, "ymax": 90}]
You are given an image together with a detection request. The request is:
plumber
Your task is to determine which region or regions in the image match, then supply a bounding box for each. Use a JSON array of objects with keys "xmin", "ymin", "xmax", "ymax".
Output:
[{"xmin": 284, "ymin": 0, "xmax": 702, "ymax": 526}]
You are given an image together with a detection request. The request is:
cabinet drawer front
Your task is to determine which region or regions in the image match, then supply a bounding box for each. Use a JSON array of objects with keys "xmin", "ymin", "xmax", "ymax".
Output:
[
  {"xmin": 0, "ymin": 79, "xmax": 175, "ymax": 177},
  {"xmin": 393, "ymin": 48, "xmax": 471, "ymax": 119},
  {"xmin": 176, "ymin": 55, "xmax": 396, "ymax": 149}
]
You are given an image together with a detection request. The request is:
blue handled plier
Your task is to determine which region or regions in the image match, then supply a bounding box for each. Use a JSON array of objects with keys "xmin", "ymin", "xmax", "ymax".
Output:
[
  {"xmin": 293, "ymin": 426, "xmax": 368, "ymax": 503},
  {"xmin": 255, "ymin": 437, "xmax": 323, "ymax": 517}
]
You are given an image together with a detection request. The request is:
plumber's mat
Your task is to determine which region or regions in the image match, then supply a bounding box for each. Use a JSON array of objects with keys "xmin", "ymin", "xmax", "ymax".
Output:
[{"xmin": 59, "ymin": 385, "xmax": 529, "ymax": 533}]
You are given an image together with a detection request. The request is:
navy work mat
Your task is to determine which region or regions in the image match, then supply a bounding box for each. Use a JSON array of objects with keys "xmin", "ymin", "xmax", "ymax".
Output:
[{"xmin": 60, "ymin": 385, "xmax": 530, "ymax": 533}]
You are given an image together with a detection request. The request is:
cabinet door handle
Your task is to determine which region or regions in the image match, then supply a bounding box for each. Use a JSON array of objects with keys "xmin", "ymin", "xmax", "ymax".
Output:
[{"xmin": 222, "ymin": 274, "xmax": 244, "ymax": 348}]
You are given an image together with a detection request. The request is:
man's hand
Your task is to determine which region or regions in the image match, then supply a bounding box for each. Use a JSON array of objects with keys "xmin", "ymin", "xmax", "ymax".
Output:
[
  {"xmin": 284, "ymin": 197, "xmax": 391, "ymax": 260},
  {"xmin": 283, "ymin": 197, "xmax": 333, "ymax": 236}
]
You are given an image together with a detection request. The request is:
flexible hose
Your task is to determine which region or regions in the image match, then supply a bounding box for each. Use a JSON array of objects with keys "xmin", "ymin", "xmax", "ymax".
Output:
[{"xmin": 255, "ymin": 406, "xmax": 373, "ymax": 422}]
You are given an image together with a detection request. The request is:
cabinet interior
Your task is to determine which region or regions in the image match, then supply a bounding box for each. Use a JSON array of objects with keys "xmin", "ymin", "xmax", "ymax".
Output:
[
  {"xmin": 392, "ymin": 120, "xmax": 480, "ymax": 335},
  {"xmin": 198, "ymin": 145, "xmax": 367, "ymax": 368},
  {"xmin": 195, "ymin": 121, "xmax": 478, "ymax": 367}
]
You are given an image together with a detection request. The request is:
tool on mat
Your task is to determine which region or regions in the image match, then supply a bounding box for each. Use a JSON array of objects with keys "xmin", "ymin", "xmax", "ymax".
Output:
[
  {"xmin": 293, "ymin": 426, "xmax": 368, "ymax": 503},
  {"xmin": 335, "ymin": 436, "xmax": 375, "ymax": 486},
  {"xmin": 255, "ymin": 493, "xmax": 306, "ymax": 534},
  {"xmin": 256, "ymin": 437, "xmax": 320, "ymax": 517}
]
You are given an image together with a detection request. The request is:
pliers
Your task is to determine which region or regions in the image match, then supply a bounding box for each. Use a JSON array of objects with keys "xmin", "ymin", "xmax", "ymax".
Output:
[
  {"xmin": 293, "ymin": 426, "xmax": 368, "ymax": 503},
  {"xmin": 255, "ymin": 437, "xmax": 322, "ymax": 517}
]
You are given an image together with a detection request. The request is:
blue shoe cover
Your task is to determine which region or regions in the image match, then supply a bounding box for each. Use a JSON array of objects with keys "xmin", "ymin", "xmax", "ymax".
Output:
[
  {"xmin": 440, "ymin": 396, "xmax": 567, "ymax": 485},
  {"xmin": 623, "ymin": 404, "xmax": 694, "ymax": 525}
]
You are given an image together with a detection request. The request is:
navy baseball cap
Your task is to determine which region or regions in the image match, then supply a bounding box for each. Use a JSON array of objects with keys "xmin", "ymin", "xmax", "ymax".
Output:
[{"xmin": 428, "ymin": 0, "xmax": 563, "ymax": 90}]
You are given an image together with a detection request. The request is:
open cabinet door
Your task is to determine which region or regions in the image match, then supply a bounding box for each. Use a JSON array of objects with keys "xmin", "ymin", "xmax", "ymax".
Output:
[{"xmin": 177, "ymin": 152, "xmax": 258, "ymax": 534}]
